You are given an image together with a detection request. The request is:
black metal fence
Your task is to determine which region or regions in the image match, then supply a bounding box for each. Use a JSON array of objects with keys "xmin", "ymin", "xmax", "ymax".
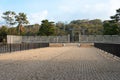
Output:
[
  {"xmin": 0, "ymin": 43, "xmax": 49, "ymax": 54},
  {"xmin": 94, "ymin": 43, "xmax": 120, "ymax": 57}
]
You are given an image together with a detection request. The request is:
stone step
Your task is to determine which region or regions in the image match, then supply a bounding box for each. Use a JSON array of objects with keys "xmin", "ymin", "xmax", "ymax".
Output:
[
  {"xmin": 63, "ymin": 43, "xmax": 80, "ymax": 47},
  {"xmin": 50, "ymin": 43, "xmax": 94, "ymax": 47}
]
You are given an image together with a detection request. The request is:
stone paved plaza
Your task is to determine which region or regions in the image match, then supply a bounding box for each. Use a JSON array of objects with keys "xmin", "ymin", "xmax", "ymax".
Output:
[{"xmin": 0, "ymin": 47, "xmax": 120, "ymax": 80}]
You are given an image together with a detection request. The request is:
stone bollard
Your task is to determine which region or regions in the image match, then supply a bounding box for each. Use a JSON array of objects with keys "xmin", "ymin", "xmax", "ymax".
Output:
[
  {"xmin": 62, "ymin": 43, "xmax": 66, "ymax": 47},
  {"xmin": 78, "ymin": 43, "xmax": 81, "ymax": 47}
]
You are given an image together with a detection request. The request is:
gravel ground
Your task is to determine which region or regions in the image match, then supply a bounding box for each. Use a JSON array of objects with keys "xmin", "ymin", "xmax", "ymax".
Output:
[{"xmin": 0, "ymin": 47, "xmax": 120, "ymax": 80}]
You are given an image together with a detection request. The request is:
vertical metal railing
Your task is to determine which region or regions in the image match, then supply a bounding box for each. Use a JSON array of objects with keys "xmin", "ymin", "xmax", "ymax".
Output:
[
  {"xmin": 94, "ymin": 43, "xmax": 120, "ymax": 57},
  {"xmin": 0, "ymin": 43, "xmax": 49, "ymax": 54}
]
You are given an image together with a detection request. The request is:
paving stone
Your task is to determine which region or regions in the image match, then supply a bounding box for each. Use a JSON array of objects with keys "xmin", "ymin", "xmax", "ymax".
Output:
[{"xmin": 0, "ymin": 47, "xmax": 120, "ymax": 80}]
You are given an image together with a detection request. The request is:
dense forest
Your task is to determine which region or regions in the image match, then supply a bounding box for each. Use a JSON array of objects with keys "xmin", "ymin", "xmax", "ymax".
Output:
[{"xmin": 0, "ymin": 8, "xmax": 120, "ymax": 41}]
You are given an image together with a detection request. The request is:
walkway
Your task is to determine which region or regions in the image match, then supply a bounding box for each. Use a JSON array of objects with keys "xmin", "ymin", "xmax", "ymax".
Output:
[{"xmin": 0, "ymin": 47, "xmax": 120, "ymax": 80}]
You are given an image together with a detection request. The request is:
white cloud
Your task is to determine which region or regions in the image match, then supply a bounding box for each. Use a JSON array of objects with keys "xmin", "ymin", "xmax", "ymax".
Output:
[
  {"xmin": 58, "ymin": 0, "xmax": 81, "ymax": 13},
  {"xmin": 59, "ymin": 0, "xmax": 107, "ymax": 14},
  {"xmin": 94, "ymin": 3, "xmax": 107, "ymax": 12},
  {"xmin": 108, "ymin": 0, "xmax": 120, "ymax": 16},
  {"xmin": 58, "ymin": 0, "xmax": 120, "ymax": 20},
  {"xmin": 0, "ymin": 12, "xmax": 3, "ymax": 21},
  {"xmin": 81, "ymin": 3, "xmax": 107, "ymax": 14},
  {"xmin": 28, "ymin": 10, "xmax": 48, "ymax": 24},
  {"xmin": 59, "ymin": 6, "xmax": 72, "ymax": 13},
  {"xmin": 0, "ymin": 12, "xmax": 5, "ymax": 26}
]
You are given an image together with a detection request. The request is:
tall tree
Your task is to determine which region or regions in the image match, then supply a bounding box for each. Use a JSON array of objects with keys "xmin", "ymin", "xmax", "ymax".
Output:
[
  {"xmin": 56, "ymin": 22, "xmax": 67, "ymax": 35},
  {"xmin": 24, "ymin": 24, "xmax": 40, "ymax": 36},
  {"xmin": 111, "ymin": 8, "xmax": 120, "ymax": 22},
  {"xmin": 103, "ymin": 8, "xmax": 120, "ymax": 35},
  {"xmin": 2, "ymin": 11, "xmax": 16, "ymax": 27},
  {"xmin": 68, "ymin": 19, "xmax": 103, "ymax": 35},
  {"xmin": 0, "ymin": 26, "xmax": 8, "ymax": 42},
  {"xmin": 103, "ymin": 21, "xmax": 119, "ymax": 35},
  {"xmin": 89, "ymin": 19, "xmax": 103, "ymax": 35},
  {"xmin": 15, "ymin": 13, "xmax": 29, "ymax": 35},
  {"xmin": 38, "ymin": 20, "xmax": 55, "ymax": 36},
  {"xmin": 7, "ymin": 27, "xmax": 18, "ymax": 35}
]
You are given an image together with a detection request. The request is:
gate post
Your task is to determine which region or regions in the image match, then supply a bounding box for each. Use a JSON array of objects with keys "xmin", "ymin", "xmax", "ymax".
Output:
[
  {"xmin": 57, "ymin": 36, "xmax": 59, "ymax": 43},
  {"xmin": 79, "ymin": 34, "xmax": 81, "ymax": 43},
  {"xmin": 68, "ymin": 34, "xmax": 70, "ymax": 43}
]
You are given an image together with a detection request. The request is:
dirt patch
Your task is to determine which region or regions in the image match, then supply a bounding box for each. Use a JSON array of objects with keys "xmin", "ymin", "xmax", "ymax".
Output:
[
  {"xmin": 0, "ymin": 47, "xmax": 70, "ymax": 61},
  {"xmin": 80, "ymin": 43, "xmax": 94, "ymax": 48},
  {"xmin": 49, "ymin": 43, "xmax": 63, "ymax": 47}
]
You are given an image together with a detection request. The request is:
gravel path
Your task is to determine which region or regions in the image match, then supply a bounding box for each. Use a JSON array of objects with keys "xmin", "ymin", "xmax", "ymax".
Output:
[{"xmin": 0, "ymin": 47, "xmax": 120, "ymax": 80}]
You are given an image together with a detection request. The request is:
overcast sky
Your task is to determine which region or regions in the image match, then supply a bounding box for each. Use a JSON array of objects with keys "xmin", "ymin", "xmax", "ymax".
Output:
[{"xmin": 0, "ymin": 0, "xmax": 120, "ymax": 24}]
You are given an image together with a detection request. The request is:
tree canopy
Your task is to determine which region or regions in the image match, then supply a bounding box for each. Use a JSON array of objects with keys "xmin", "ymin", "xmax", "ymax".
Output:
[
  {"xmin": 2, "ymin": 11, "xmax": 16, "ymax": 27},
  {"xmin": 0, "ymin": 26, "xmax": 8, "ymax": 42},
  {"xmin": 103, "ymin": 21, "xmax": 119, "ymax": 35},
  {"xmin": 37, "ymin": 20, "xmax": 56, "ymax": 36},
  {"xmin": 1, "ymin": 8, "xmax": 120, "ymax": 37},
  {"xmin": 111, "ymin": 8, "xmax": 120, "ymax": 23},
  {"xmin": 15, "ymin": 13, "xmax": 29, "ymax": 35},
  {"xmin": 103, "ymin": 8, "xmax": 120, "ymax": 35}
]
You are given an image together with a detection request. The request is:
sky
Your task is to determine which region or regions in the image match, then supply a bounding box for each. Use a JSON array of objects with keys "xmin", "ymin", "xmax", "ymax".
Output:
[{"xmin": 0, "ymin": 0, "xmax": 120, "ymax": 24}]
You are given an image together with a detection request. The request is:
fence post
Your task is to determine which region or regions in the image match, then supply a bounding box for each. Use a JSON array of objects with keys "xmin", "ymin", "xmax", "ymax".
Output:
[
  {"xmin": 87, "ymin": 35, "xmax": 89, "ymax": 42},
  {"xmin": 103, "ymin": 35, "xmax": 104, "ymax": 43},
  {"xmin": 27, "ymin": 43, "xmax": 29, "ymax": 49},
  {"xmin": 57, "ymin": 36, "xmax": 59, "ymax": 43},
  {"xmin": 68, "ymin": 34, "xmax": 70, "ymax": 43},
  {"xmin": 20, "ymin": 44, "xmax": 21, "ymax": 51},
  {"xmin": 94, "ymin": 35, "xmax": 96, "ymax": 43},
  {"xmin": 10, "ymin": 36, "xmax": 12, "ymax": 53},
  {"xmin": 10, "ymin": 43, "xmax": 11, "ymax": 53},
  {"xmin": 79, "ymin": 34, "xmax": 81, "ymax": 43}
]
